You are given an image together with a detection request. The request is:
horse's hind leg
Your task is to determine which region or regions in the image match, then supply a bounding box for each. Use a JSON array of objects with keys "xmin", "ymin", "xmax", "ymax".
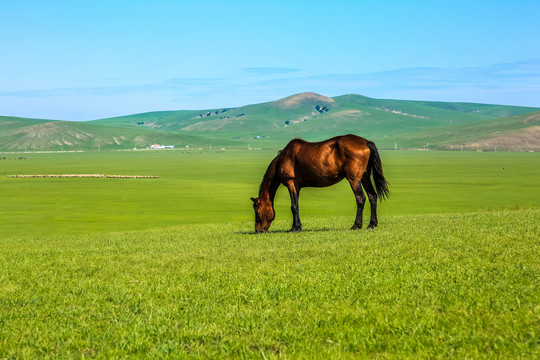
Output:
[
  {"xmin": 347, "ymin": 178, "xmax": 366, "ymax": 230},
  {"xmin": 361, "ymin": 174, "xmax": 378, "ymax": 228}
]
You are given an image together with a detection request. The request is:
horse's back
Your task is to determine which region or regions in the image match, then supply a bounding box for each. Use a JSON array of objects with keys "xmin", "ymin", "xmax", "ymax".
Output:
[
  {"xmin": 284, "ymin": 134, "xmax": 367, "ymax": 150},
  {"xmin": 278, "ymin": 135, "xmax": 371, "ymax": 186},
  {"xmin": 282, "ymin": 134, "xmax": 370, "ymax": 163}
]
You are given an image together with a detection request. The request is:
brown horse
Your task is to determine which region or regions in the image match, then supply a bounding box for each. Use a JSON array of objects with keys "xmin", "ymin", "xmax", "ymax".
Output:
[{"xmin": 250, "ymin": 134, "xmax": 389, "ymax": 233}]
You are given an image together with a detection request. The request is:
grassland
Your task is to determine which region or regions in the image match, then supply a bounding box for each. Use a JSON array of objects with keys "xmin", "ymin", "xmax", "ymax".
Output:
[
  {"xmin": 1, "ymin": 211, "xmax": 539, "ymax": 358},
  {"xmin": 1, "ymin": 149, "xmax": 539, "ymax": 238},
  {"xmin": 1, "ymin": 150, "xmax": 539, "ymax": 358}
]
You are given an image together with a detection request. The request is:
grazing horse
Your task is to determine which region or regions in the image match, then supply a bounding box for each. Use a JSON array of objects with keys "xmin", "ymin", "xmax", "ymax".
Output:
[{"xmin": 250, "ymin": 134, "xmax": 389, "ymax": 233}]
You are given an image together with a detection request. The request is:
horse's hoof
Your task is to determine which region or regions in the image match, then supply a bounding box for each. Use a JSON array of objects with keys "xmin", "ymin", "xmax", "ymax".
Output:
[
  {"xmin": 367, "ymin": 223, "xmax": 377, "ymax": 229},
  {"xmin": 350, "ymin": 224, "xmax": 362, "ymax": 230},
  {"xmin": 289, "ymin": 226, "xmax": 302, "ymax": 232}
]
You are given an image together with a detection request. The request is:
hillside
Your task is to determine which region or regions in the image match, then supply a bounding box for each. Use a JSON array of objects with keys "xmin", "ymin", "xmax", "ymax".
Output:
[
  {"xmin": 397, "ymin": 110, "xmax": 540, "ymax": 151},
  {"xmin": 1, "ymin": 93, "xmax": 539, "ymax": 151},
  {"xmin": 0, "ymin": 115, "xmax": 239, "ymax": 151}
]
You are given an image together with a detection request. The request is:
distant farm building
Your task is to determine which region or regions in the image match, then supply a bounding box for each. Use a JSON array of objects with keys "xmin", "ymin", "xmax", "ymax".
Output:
[{"xmin": 149, "ymin": 144, "xmax": 175, "ymax": 149}]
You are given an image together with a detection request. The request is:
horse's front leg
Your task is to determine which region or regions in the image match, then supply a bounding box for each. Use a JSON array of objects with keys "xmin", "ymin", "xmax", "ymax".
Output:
[{"xmin": 286, "ymin": 180, "xmax": 302, "ymax": 232}]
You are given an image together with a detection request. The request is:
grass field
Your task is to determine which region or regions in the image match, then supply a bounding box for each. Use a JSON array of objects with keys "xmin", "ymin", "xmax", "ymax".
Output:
[
  {"xmin": 1, "ymin": 149, "xmax": 539, "ymax": 238},
  {"xmin": 1, "ymin": 150, "xmax": 539, "ymax": 358}
]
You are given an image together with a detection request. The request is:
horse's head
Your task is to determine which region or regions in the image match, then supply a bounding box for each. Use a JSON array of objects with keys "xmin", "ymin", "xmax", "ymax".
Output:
[{"xmin": 250, "ymin": 197, "xmax": 275, "ymax": 233}]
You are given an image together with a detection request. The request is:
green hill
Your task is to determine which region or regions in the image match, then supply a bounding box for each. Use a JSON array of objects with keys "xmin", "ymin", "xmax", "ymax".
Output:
[
  {"xmin": 0, "ymin": 115, "xmax": 238, "ymax": 152},
  {"xmin": 1, "ymin": 93, "xmax": 539, "ymax": 152},
  {"xmin": 394, "ymin": 110, "xmax": 540, "ymax": 151}
]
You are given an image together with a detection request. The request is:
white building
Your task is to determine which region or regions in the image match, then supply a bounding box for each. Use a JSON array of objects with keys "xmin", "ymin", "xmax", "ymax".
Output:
[{"xmin": 149, "ymin": 144, "xmax": 175, "ymax": 149}]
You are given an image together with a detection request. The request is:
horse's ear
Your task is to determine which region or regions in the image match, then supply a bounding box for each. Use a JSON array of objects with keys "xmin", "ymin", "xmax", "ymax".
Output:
[{"xmin": 250, "ymin": 197, "xmax": 257, "ymax": 203}]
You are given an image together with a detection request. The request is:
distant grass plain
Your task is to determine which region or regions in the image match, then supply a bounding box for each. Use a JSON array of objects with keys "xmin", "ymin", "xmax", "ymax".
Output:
[
  {"xmin": 1, "ymin": 149, "xmax": 539, "ymax": 358},
  {"xmin": 2, "ymin": 149, "xmax": 539, "ymax": 238}
]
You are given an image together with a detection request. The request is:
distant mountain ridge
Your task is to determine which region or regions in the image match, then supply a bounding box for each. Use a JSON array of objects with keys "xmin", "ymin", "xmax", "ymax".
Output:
[{"xmin": 1, "ymin": 93, "xmax": 539, "ymax": 151}]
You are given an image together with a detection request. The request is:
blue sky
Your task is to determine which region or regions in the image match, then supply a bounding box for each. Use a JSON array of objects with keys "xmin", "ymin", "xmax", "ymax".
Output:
[{"xmin": 1, "ymin": 0, "xmax": 539, "ymax": 120}]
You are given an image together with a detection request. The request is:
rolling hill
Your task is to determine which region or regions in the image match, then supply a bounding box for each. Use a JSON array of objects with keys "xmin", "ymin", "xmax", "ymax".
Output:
[
  {"xmin": 1, "ymin": 93, "xmax": 539, "ymax": 151},
  {"xmin": 0, "ymin": 115, "xmax": 242, "ymax": 151}
]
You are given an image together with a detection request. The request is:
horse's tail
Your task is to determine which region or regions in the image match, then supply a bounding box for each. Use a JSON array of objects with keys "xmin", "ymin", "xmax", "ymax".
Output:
[{"xmin": 367, "ymin": 141, "xmax": 390, "ymax": 201}]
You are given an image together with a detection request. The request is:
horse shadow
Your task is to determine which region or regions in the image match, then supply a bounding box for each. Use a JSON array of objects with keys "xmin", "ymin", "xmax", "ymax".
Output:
[{"xmin": 234, "ymin": 227, "xmax": 346, "ymax": 235}]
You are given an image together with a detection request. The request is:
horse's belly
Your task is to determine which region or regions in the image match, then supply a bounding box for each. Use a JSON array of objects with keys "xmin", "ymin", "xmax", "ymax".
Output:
[{"xmin": 302, "ymin": 174, "xmax": 343, "ymax": 187}]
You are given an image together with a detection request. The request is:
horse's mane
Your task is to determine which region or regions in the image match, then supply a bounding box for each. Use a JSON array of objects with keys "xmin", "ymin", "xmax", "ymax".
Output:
[{"xmin": 258, "ymin": 150, "xmax": 282, "ymax": 196}]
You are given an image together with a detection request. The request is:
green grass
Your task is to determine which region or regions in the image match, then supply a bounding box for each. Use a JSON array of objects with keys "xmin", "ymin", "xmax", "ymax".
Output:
[
  {"xmin": 1, "ymin": 150, "xmax": 539, "ymax": 358},
  {"xmin": 1, "ymin": 150, "xmax": 539, "ymax": 238},
  {"xmin": 1, "ymin": 150, "xmax": 263, "ymax": 238},
  {"xmin": 1, "ymin": 211, "xmax": 538, "ymax": 358}
]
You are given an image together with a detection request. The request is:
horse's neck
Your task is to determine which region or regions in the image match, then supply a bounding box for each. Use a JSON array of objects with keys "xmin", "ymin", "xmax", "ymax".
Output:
[
  {"xmin": 260, "ymin": 158, "xmax": 281, "ymax": 204},
  {"xmin": 260, "ymin": 181, "xmax": 279, "ymax": 204}
]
